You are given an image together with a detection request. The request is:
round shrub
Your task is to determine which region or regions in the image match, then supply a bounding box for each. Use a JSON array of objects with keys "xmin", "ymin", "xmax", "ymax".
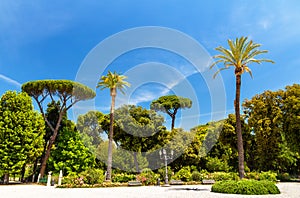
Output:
[
  {"xmin": 211, "ymin": 180, "xmax": 280, "ymax": 195},
  {"xmin": 191, "ymin": 171, "xmax": 202, "ymax": 181},
  {"xmin": 137, "ymin": 168, "xmax": 159, "ymax": 185},
  {"xmin": 80, "ymin": 168, "xmax": 105, "ymax": 185},
  {"xmin": 174, "ymin": 166, "xmax": 192, "ymax": 182}
]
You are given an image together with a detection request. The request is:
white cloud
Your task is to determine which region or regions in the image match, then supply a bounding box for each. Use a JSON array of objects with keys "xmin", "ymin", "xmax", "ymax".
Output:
[{"xmin": 0, "ymin": 74, "xmax": 21, "ymax": 88}]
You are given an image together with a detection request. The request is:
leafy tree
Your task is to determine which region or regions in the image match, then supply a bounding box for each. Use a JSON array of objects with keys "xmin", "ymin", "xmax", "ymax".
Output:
[
  {"xmin": 0, "ymin": 91, "xmax": 45, "ymax": 183},
  {"xmin": 282, "ymin": 84, "xmax": 300, "ymax": 154},
  {"xmin": 48, "ymin": 123, "xmax": 95, "ymax": 175},
  {"xmin": 96, "ymin": 71, "xmax": 130, "ymax": 181},
  {"xmin": 77, "ymin": 111, "xmax": 105, "ymax": 153},
  {"xmin": 113, "ymin": 105, "xmax": 168, "ymax": 172},
  {"xmin": 22, "ymin": 80, "xmax": 95, "ymax": 177},
  {"xmin": 150, "ymin": 95, "xmax": 192, "ymax": 130},
  {"xmin": 243, "ymin": 86, "xmax": 299, "ymax": 173},
  {"xmin": 243, "ymin": 90, "xmax": 283, "ymax": 171},
  {"xmin": 210, "ymin": 37, "xmax": 274, "ymax": 178}
]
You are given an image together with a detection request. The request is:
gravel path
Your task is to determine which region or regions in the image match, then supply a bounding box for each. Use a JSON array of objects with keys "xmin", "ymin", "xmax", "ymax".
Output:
[{"xmin": 0, "ymin": 182, "xmax": 299, "ymax": 198}]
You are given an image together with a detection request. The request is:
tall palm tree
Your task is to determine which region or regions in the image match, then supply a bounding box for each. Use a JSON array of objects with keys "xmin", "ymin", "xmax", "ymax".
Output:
[
  {"xmin": 210, "ymin": 37, "xmax": 274, "ymax": 179},
  {"xmin": 97, "ymin": 71, "xmax": 130, "ymax": 181}
]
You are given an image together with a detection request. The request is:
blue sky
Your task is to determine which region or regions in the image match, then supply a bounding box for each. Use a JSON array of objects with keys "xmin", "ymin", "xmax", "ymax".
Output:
[{"xmin": 1, "ymin": 0, "xmax": 300, "ymax": 130}]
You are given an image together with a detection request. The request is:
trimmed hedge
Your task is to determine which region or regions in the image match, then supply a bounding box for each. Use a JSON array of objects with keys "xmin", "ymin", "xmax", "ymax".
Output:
[{"xmin": 211, "ymin": 180, "xmax": 280, "ymax": 195}]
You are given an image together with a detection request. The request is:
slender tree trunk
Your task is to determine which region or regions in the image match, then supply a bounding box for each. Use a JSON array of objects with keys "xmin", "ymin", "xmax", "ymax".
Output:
[
  {"xmin": 39, "ymin": 113, "xmax": 64, "ymax": 177},
  {"xmin": 3, "ymin": 173, "xmax": 9, "ymax": 184},
  {"xmin": 21, "ymin": 163, "xmax": 26, "ymax": 182},
  {"xmin": 133, "ymin": 152, "xmax": 140, "ymax": 173},
  {"xmin": 106, "ymin": 89, "xmax": 116, "ymax": 181},
  {"xmin": 235, "ymin": 74, "xmax": 245, "ymax": 179},
  {"xmin": 171, "ymin": 115, "xmax": 175, "ymax": 130}
]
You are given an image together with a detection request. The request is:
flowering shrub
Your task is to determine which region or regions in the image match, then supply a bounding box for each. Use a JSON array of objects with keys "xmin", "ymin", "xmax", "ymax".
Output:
[{"xmin": 136, "ymin": 168, "xmax": 159, "ymax": 185}]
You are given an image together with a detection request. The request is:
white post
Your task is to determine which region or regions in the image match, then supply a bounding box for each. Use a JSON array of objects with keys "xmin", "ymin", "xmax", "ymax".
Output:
[
  {"xmin": 47, "ymin": 172, "xmax": 52, "ymax": 186},
  {"xmin": 58, "ymin": 170, "xmax": 63, "ymax": 185},
  {"xmin": 37, "ymin": 173, "xmax": 41, "ymax": 183}
]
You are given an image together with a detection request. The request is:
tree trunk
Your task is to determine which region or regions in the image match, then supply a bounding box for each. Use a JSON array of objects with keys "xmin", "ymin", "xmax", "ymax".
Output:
[
  {"xmin": 171, "ymin": 115, "xmax": 175, "ymax": 130},
  {"xmin": 235, "ymin": 74, "xmax": 245, "ymax": 179},
  {"xmin": 3, "ymin": 173, "xmax": 9, "ymax": 184},
  {"xmin": 133, "ymin": 152, "xmax": 140, "ymax": 173},
  {"xmin": 21, "ymin": 163, "xmax": 26, "ymax": 182},
  {"xmin": 106, "ymin": 89, "xmax": 116, "ymax": 181},
  {"xmin": 39, "ymin": 113, "xmax": 64, "ymax": 177}
]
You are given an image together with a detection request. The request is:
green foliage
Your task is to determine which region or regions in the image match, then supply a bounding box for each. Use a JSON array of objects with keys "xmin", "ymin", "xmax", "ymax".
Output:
[
  {"xmin": 48, "ymin": 124, "xmax": 96, "ymax": 175},
  {"xmin": 211, "ymin": 180, "xmax": 280, "ymax": 195},
  {"xmin": 0, "ymin": 91, "xmax": 45, "ymax": 175},
  {"xmin": 80, "ymin": 168, "xmax": 105, "ymax": 185},
  {"xmin": 22, "ymin": 80, "xmax": 96, "ymax": 102},
  {"xmin": 191, "ymin": 171, "xmax": 203, "ymax": 181},
  {"xmin": 243, "ymin": 84, "xmax": 300, "ymax": 174},
  {"xmin": 112, "ymin": 173, "xmax": 136, "ymax": 183},
  {"xmin": 174, "ymin": 166, "xmax": 192, "ymax": 182},
  {"xmin": 277, "ymin": 172, "xmax": 291, "ymax": 182},
  {"xmin": 205, "ymin": 157, "xmax": 230, "ymax": 172},
  {"xmin": 77, "ymin": 111, "xmax": 104, "ymax": 149},
  {"xmin": 150, "ymin": 95, "xmax": 192, "ymax": 129},
  {"xmin": 157, "ymin": 166, "xmax": 173, "ymax": 181},
  {"xmin": 245, "ymin": 171, "xmax": 277, "ymax": 182},
  {"xmin": 136, "ymin": 168, "xmax": 159, "ymax": 185},
  {"xmin": 259, "ymin": 171, "xmax": 277, "ymax": 182},
  {"xmin": 211, "ymin": 172, "xmax": 239, "ymax": 181}
]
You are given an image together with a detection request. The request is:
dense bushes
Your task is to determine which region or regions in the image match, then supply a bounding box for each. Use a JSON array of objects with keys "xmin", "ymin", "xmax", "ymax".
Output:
[
  {"xmin": 211, "ymin": 180, "xmax": 280, "ymax": 195},
  {"xmin": 136, "ymin": 168, "xmax": 159, "ymax": 185},
  {"xmin": 174, "ymin": 166, "xmax": 192, "ymax": 181},
  {"xmin": 112, "ymin": 173, "xmax": 136, "ymax": 183},
  {"xmin": 62, "ymin": 168, "xmax": 105, "ymax": 185}
]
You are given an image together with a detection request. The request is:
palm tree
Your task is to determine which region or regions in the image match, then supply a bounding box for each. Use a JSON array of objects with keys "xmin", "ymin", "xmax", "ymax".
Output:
[
  {"xmin": 210, "ymin": 37, "xmax": 274, "ymax": 179},
  {"xmin": 97, "ymin": 71, "xmax": 130, "ymax": 181}
]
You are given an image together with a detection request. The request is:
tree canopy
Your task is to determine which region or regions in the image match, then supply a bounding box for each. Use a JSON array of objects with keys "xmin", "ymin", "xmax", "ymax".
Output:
[
  {"xmin": 150, "ymin": 95, "xmax": 192, "ymax": 130},
  {"xmin": 22, "ymin": 79, "xmax": 96, "ymax": 177},
  {"xmin": 0, "ymin": 91, "xmax": 45, "ymax": 183}
]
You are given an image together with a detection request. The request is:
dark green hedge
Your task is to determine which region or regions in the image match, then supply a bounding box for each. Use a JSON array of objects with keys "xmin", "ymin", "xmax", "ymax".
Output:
[{"xmin": 211, "ymin": 180, "xmax": 280, "ymax": 195}]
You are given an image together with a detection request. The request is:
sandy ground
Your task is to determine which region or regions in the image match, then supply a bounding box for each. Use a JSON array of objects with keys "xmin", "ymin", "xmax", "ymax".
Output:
[{"xmin": 0, "ymin": 182, "xmax": 299, "ymax": 198}]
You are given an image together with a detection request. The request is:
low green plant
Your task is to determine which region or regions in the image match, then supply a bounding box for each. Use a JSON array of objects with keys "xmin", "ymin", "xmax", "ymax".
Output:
[
  {"xmin": 112, "ymin": 173, "xmax": 136, "ymax": 183},
  {"xmin": 157, "ymin": 166, "xmax": 173, "ymax": 181},
  {"xmin": 174, "ymin": 166, "xmax": 192, "ymax": 182},
  {"xmin": 211, "ymin": 180, "xmax": 280, "ymax": 195},
  {"xmin": 191, "ymin": 171, "xmax": 202, "ymax": 181},
  {"xmin": 206, "ymin": 157, "xmax": 230, "ymax": 172},
  {"xmin": 277, "ymin": 172, "xmax": 291, "ymax": 182},
  {"xmin": 259, "ymin": 171, "xmax": 277, "ymax": 182},
  {"xmin": 136, "ymin": 168, "xmax": 159, "ymax": 185},
  {"xmin": 80, "ymin": 168, "xmax": 105, "ymax": 185},
  {"xmin": 211, "ymin": 172, "xmax": 239, "ymax": 181}
]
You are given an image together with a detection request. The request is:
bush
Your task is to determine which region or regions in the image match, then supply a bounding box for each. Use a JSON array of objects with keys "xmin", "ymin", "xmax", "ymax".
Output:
[
  {"xmin": 191, "ymin": 171, "xmax": 202, "ymax": 181},
  {"xmin": 211, "ymin": 180, "xmax": 280, "ymax": 195},
  {"xmin": 62, "ymin": 172, "xmax": 79, "ymax": 185},
  {"xmin": 80, "ymin": 168, "xmax": 105, "ymax": 185},
  {"xmin": 206, "ymin": 157, "xmax": 230, "ymax": 172},
  {"xmin": 174, "ymin": 166, "xmax": 192, "ymax": 182},
  {"xmin": 245, "ymin": 171, "xmax": 277, "ymax": 182},
  {"xmin": 136, "ymin": 168, "xmax": 159, "ymax": 185},
  {"xmin": 277, "ymin": 172, "xmax": 291, "ymax": 182},
  {"xmin": 157, "ymin": 166, "xmax": 173, "ymax": 181},
  {"xmin": 211, "ymin": 172, "xmax": 239, "ymax": 181},
  {"xmin": 112, "ymin": 173, "xmax": 136, "ymax": 183},
  {"xmin": 259, "ymin": 171, "xmax": 277, "ymax": 182},
  {"xmin": 245, "ymin": 171, "xmax": 260, "ymax": 180}
]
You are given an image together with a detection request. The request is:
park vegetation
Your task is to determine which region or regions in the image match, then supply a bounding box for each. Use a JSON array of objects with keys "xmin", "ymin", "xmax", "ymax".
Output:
[{"xmin": 0, "ymin": 38, "xmax": 298, "ymax": 195}]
